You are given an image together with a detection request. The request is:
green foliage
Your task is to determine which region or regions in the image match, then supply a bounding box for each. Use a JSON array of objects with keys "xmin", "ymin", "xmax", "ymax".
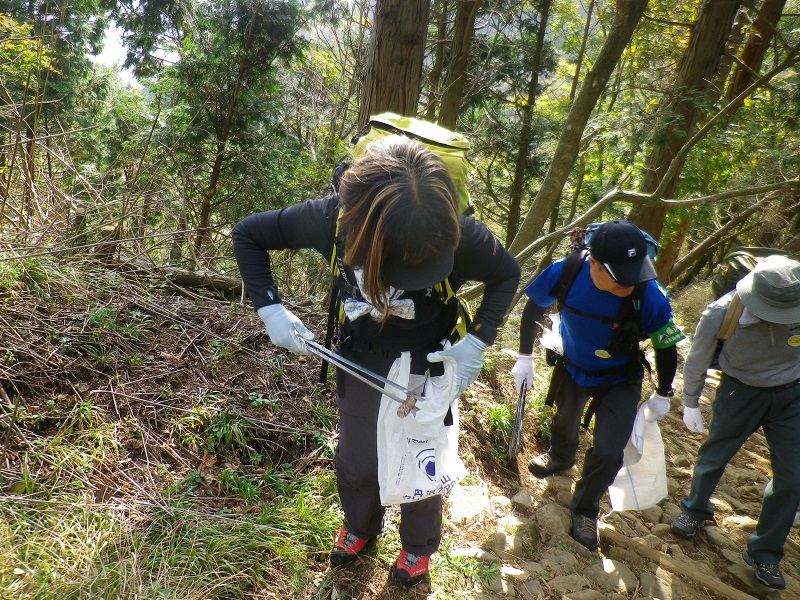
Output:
[
  {"xmin": 2, "ymin": 0, "xmax": 108, "ymax": 129},
  {"xmin": 170, "ymin": 405, "xmax": 214, "ymax": 451},
  {"xmin": 207, "ymin": 411, "xmax": 247, "ymax": 451},
  {"xmin": 248, "ymin": 392, "xmax": 277, "ymax": 410},
  {"xmin": 208, "ymin": 339, "xmax": 236, "ymax": 360},
  {"xmin": 0, "ymin": 14, "xmax": 52, "ymax": 89},
  {"xmin": 0, "ymin": 258, "xmax": 75, "ymax": 300},
  {"xmin": 487, "ymin": 400, "xmax": 514, "ymax": 462},
  {"xmin": 220, "ymin": 469, "xmax": 263, "ymax": 501},
  {"xmin": 121, "ymin": 310, "xmax": 153, "ymax": 339},
  {"xmin": 434, "ymin": 540, "xmax": 501, "ymax": 590},
  {"xmin": 147, "ymin": 0, "xmax": 308, "ymax": 242},
  {"xmin": 528, "ymin": 385, "xmax": 554, "ymax": 442},
  {"xmin": 86, "ymin": 306, "xmax": 117, "ymax": 329}
]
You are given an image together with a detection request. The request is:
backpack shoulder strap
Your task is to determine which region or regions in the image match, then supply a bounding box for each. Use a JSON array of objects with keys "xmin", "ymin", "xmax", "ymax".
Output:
[
  {"xmin": 320, "ymin": 205, "xmax": 343, "ymax": 383},
  {"xmin": 627, "ymin": 281, "xmax": 647, "ymax": 320},
  {"xmin": 551, "ymin": 248, "xmax": 589, "ymax": 304},
  {"xmin": 716, "ymin": 292, "xmax": 744, "ymax": 341}
]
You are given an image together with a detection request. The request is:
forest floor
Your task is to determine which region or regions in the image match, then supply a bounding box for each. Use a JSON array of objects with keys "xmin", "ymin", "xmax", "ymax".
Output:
[{"xmin": 0, "ymin": 262, "xmax": 797, "ymax": 599}]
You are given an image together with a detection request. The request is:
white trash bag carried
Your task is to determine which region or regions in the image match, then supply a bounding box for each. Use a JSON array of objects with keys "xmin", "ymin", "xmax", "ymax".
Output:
[
  {"xmin": 608, "ymin": 404, "xmax": 668, "ymax": 512},
  {"xmin": 376, "ymin": 349, "xmax": 467, "ymax": 506},
  {"xmin": 764, "ymin": 479, "xmax": 800, "ymax": 526}
]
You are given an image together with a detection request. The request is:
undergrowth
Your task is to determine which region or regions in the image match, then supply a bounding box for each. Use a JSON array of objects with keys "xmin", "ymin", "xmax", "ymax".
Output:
[{"xmin": 0, "ymin": 256, "xmax": 555, "ymax": 599}]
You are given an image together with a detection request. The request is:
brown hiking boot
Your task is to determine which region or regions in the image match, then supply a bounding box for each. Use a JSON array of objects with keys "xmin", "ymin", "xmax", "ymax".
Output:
[
  {"xmin": 528, "ymin": 453, "xmax": 574, "ymax": 478},
  {"xmin": 570, "ymin": 512, "xmax": 598, "ymax": 551}
]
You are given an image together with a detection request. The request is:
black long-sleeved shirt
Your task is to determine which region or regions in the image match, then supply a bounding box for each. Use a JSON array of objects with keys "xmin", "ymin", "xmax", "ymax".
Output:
[{"xmin": 232, "ymin": 194, "xmax": 521, "ymax": 350}]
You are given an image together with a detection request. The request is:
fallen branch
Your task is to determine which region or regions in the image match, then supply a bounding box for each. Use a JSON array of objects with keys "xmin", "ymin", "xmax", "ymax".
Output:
[
  {"xmin": 111, "ymin": 258, "xmax": 242, "ymax": 294},
  {"xmin": 599, "ymin": 525, "xmax": 758, "ymax": 600}
]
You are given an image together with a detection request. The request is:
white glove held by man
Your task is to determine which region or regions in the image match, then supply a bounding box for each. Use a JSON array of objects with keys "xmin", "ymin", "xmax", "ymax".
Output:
[
  {"xmin": 682, "ymin": 406, "xmax": 705, "ymax": 433},
  {"xmin": 257, "ymin": 304, "xmax": 314, "ymax": 354},
  {"xmin": 427, "ymin": 333, "xmax": 487, "ymax": 398},
  {"xmin": 511, "ymin": 355, "xmax": 534, "ymax": 394},
  {"xmin": 643, "ymin": 391, "xmax": 671, "ymax": 422}
]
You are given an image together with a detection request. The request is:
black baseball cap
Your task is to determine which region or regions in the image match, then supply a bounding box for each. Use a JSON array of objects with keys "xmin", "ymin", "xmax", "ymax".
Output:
[
  {"xmin": 382, "ymin": 243, "xmax": 454, "ymax": 291},
  {"xmin": 588, "ymin": 220, "xmax": 658, "ymax": 287}
]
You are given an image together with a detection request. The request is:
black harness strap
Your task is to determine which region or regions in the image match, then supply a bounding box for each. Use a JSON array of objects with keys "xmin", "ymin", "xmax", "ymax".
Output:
[{"xmin": 547, "ymin": 248, "xmax": 649, "ymax": 428}]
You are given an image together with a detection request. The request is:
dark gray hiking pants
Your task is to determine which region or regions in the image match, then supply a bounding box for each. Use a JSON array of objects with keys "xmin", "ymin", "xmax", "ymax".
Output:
[
  {"xmin": 547, "ymin": 369, "xmax": 641, "ymax": 519},
  {"xmin": 681, "ymin": 374, "xmax": 800, "ymax": 565},
  {"xmin": 335, "ymin": 348, "xmax": 442, "ymax": 556}
]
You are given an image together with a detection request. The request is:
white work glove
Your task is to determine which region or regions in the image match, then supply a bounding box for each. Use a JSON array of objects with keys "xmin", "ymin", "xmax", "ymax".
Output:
[
  {"xmin": 511, "ymin": 354, "xmax": 534, "ymax": 394},
  {"xmin": 643, "ymin": 391, "xmax": 671, "ymax": 422},
  {"xmin": 682, "ymin": 406, "xmax": 705, "ymax": 433},
  {"xmin": 427, "ymin": 333, "xmax": 488, "ymax": 398},
  {"xmin": 257, "ymin": 304, "xmax": 314, "ymax": 354}
]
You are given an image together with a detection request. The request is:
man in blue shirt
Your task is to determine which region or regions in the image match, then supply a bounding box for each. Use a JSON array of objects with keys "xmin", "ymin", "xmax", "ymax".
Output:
[{"xmin": 511, "ymin": 220, "xmax": 684, "ymax": 550}]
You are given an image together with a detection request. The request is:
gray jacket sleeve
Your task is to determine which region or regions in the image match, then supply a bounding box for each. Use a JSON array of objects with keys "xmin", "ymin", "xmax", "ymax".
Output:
[{"xmin": 681, "ymin": 294, "xmax": 730, "ymax": 407}]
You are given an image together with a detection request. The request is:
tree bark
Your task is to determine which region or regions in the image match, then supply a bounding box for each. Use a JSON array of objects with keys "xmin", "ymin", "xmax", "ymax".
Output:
[
  {"xmin": 627, "ymin": 1, "xmax": 742, "ymax": 242},
  {"xmin": 195, "ymin": 12, "xmax": 257, "ymax": 254},
  {"xmin": 358, "ymin": 0, "xmax": 430, "ymax": 127},
  {"xmin": 438, "ymin": 0, "xmax": 482, "ymax": 129},
  {"xmin": 726, "ymin": 0, "xmax": 787, "ymax": 100},
  {"xmin": 424, "ymin": 0, "xmax": 450, "ymax": 121},
  {"xmin": 508, "ymin": 0, "xmax": 649, "ymax": 259},
  {"xmin": 569, "ymin": 0, "xmax": 594, "ymax": 102},
  {"xmin": 506, "ymin": 0, "xmax": 551, "ymax": 246}
]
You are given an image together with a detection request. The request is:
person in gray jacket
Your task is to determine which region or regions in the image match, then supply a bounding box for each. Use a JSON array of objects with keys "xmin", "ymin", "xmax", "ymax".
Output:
[{"xmin": 672, "ymin": 255, "xmax": 800, "ymax": 590}]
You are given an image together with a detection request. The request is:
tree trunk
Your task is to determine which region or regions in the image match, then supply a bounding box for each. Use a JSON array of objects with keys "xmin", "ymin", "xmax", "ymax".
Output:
[
  {"xmin": 628, "ymin": 1, "xmax": 791, "ymax": 282},
  {"xmin": 358, "ymin": 0, "xmax": 430, "ymax": 128},
  {"xmin": 627, "ymin": 1, "xmax": 742, "ymax": 244},
  {"xmin": 506, "ymin": 0, "xmax": 551, "ymax": 246},
  {"xmin": 726, "ymin": 0, "xmax": 787, "ymax": 100},
  {"xmin": 424, "ymin": 0, "xmax": 450, "ymax": 121},
  {"xmin": 710, "ymin": 6, "xmax": 749, "ymax": 96},
  {"xmin": 438, "ymin": 0, "xmax": 482, "ymax": 129},
  {"xmin": 194, "ymin": 14, "xmax": 257, "ymax": 254},
  {"xmin": 508, "ymin": 0, "xmax": 649, "ymax": 259},
  {"xmin": 569, "ymin": 0, "xmax": 595, "ymax": 102}
]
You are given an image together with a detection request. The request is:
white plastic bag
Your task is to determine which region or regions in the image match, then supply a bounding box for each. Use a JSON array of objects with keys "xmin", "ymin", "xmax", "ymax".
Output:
[
  {"xmin": 539, "ymin": 311, "xmax": 563, "ymax": 355},
  {"xmin": 376, "ymin": 350, "xmax": 468, "ymax": 506},
  {"xmin": 764, "ymin": 479, "xmax": 800, "ymax": 526},
  {"xmin": 609, "ymin": 405, "xmax": 668, "ymax": 511}
]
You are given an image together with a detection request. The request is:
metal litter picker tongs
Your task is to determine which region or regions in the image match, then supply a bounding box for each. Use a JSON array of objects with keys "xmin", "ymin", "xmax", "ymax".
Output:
[
  {"xmin": 303, "ymin": 339, "xmax": 426, "ymax": 417},
  {"xmin": 508, "ymin": 379, "xmax": 528, "ymax": 458}
]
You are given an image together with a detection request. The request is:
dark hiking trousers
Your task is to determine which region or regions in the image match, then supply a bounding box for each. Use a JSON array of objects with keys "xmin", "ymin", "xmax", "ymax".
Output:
[
  {"xmin": 681, "ymin": 374, "xmax": 800, "ymax": 565},
  {"xmin": 335, "ymin": 348, "xmax": 442, "ymax": 556},
  {"xmin": 546, "ymin": 368, "xmax": 641, "ymax": 519}
]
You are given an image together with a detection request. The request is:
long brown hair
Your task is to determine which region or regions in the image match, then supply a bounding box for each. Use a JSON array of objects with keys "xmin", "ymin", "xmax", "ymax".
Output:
[{"xmin": 338, "ymin": 135, "xmax": 460, "ymax": 323}]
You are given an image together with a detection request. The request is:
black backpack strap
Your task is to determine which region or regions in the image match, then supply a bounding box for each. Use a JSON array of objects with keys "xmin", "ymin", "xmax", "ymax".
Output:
[
  {"xmin": 319, "ymin": 203, "xmax": 344, "ymax": 384},
  {"xmin": 609, "ymin": 281, "xmax": 646, "ymax": 336},
  {"xmin": 330, "ymin": 161, "xmax": 349, "ymax": 194},
  {"xmin": 319, "ymin": 283, "xmax": 340, "ymax": 383},
  {"xmin": 581, "ymin": 282, "xmax": 648, "ymax": 428},
  {"xmin": 551, "ymin": 248, "xmax": 589, "ymax": 305}
]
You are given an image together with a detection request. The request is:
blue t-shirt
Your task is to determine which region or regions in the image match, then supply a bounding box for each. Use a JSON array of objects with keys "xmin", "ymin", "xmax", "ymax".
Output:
[{"xmin": 525, "ymin": 255, "xmax": 675, "ymax": 387}]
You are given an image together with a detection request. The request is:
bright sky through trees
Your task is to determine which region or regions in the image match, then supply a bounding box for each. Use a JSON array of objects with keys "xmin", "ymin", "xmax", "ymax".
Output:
[{"xmin": 91, "ymin": 26, "xmax": 139, "ymax": 86}]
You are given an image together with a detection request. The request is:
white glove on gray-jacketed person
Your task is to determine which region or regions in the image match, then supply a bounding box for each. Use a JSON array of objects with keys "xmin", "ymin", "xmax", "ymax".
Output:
[
  {"xmin": 257, "ymin": 304, "xmax": 314, "ymax": 354},
  {"xmin": 511, "ymin": 354, "xmax": 534, "ymax": 394},
  {"xmin": 682, "ymin": 405, "xmax": 705, "ymax": 433},
  {"xmin": 427, "ymin": 333, "xmax": 487, "ymax": 398}
]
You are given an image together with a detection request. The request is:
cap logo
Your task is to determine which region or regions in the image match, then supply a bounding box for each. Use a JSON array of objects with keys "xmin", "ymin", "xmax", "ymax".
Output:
[{"xmin": 627, "ymin": 248, "xmax": 637, "ymax": 257}]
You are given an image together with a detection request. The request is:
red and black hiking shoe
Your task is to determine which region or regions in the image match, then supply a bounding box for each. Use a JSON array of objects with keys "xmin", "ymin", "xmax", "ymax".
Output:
[
  {"xmin": 391, "ymin": 550, "xmax": 430, "ymax": 588},
  {"xmin": 330, "ymin": 526, "xmax": 370, "ymax": 567}
]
